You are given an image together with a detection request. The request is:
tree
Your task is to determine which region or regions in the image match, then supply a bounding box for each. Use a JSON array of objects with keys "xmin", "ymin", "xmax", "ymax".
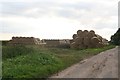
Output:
[{"xmin": 110, "ymin": 28, "xmax": 120, "ymax": 45}]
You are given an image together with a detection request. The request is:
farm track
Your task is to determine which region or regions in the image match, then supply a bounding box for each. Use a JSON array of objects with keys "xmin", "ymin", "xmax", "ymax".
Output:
[{"xmin": 50, "ymin": 47, "xmax": 118, "ymax": 78}]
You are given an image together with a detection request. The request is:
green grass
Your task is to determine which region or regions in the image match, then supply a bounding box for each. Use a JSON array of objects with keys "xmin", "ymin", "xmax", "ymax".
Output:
[
  {"xmin": 49, "ymin": 45, "xmax": 115, "ymax": 68},
  {"xmin": 2, "ymin": 45, "xmax": 115, "ymax": 78},
  {"xmin": 3, "ymin": 52, "xmax": 63, "ymax": 78},
  {"xmin": 2, "ymin": 45, "xmax": 35, "ymax": 59}
]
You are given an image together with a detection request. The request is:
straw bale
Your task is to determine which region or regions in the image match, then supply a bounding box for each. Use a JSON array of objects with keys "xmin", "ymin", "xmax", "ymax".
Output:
[
  {"xmin": 88, "ymin": 44, "xmax": 95, "ymax": 48},
  {"xmin": 95, "ymin": 34, "xmax": 102, "ymax": 42},
  {"xmin": 90, "ymin": 30, "xmax": 95, "ymax": 34},
  {"xmin": 77, "ymin": 30, "xmax": 82, "ymax": 34},
  {"xmin": 91, "ymin": 37, "xmax": 100, "ymax": 47},
  {"xmin": 91, "ymin": 37, "xmax": 100, "ymax": 43},
  {"xmin": 97, "ymin": 42, "xmax": 104, "ymax": 48},
  {"xmin": 69, "ymin": 39, "xmax": 74, "ymax": 43},
  {"xmin": 71, "ymin": 29, "xmax": 106, "ymax": 49},
  {"xmin": 73, "ymin": 38, "xmax": 76, "ymax": 42},
  {"xmin": 77, "ymin": 30, "xmax": 82, "ymax": 35},
  {"xmin": 12, "ymin": 37, "xmax": 15, "ymax": 39},
  {"xmin": 83, "ymin": 30, "xmax": 89, "ymax": 37},
  {"xmin": 72, "ymin": 34, "xmax": 78, "ymax": 39},
  {"xmin": 70, "ymin": 42, "xmax": 79, "ymax": 49},
  {"xmin": 74, "ymin": 37, "xmax": 83, "ymax": 45},
  {"xmin": 83, "ymin": 37, "xmax": 90, "ymax": 46},
  {"xmin": 78, "ymin": 33, "xmax": 84, "ymax": 38},
  {"xmin": 88, "ymin": 32, "xmax": 95, "ymax": 39},
  {"xmin": 83, "ymin": 30, "xmax": 88, "ymax": 33},
  {"xmin": 102, "ymin": 38, "xmax": 109, "ymax": 45},
  {"xmin": 79, "ymin": 45, "xmax": 85, "ymax": 49}
]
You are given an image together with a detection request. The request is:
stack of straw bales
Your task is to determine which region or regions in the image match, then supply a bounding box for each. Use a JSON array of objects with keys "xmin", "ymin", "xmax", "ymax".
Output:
[
  {"xmin": 8, "ymin": 37, "xmax": 41, "ymax": 45},
  {"xmin": 70, "ymin": 30, "xmax": 107, "ymax": 49}
]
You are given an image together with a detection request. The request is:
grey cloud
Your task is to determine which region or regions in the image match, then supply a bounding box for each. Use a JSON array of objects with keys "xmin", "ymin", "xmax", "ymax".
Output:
[
  {"xmin": 1, "ymin": 1, "xmax": 118, "ymax": 23},
  {"xmin": 1, "ymin": 1, "xmax": 117, "ymax": 19},
  {"xmin": 52, "ymin": 1, "xmax": 117, "ymax": 23},
  {"xmin": 1, "ymin": 1, "xmax": 59, "ymax": 17},
  {"xmin": 1, "ymin": 1, "xmax": 118, "ymax": 29}
]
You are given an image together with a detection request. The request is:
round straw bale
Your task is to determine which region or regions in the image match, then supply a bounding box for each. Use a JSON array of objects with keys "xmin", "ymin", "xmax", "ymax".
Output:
[
  {"xmin": 73, "ymin": 38, "xmax": 76, "ymax": 42},
  {"xmin": 77, "ymin": 30, "xmax": 82, "ymax": 35},
  {"xmin": 78, "ymin": 33, "xmax": 84, "ymax": 38},
  {"xmin": 88, "ymin": 44, "xmax": 95, "ymax": 48},
  {"xmin": 12, "ymin": 37, "xmax": 15, "ymax": 39},
  {"xmin": 69, "ymin": 39, "xmax": 74, "ymax": 43},
  {"xmin": 74, "ymin": 37, "xmax": 83, "ymax": 45},
  {"xmin": 79, "ymin": 45, "xmax": 85, "ymax": 49},
  {"xmin": 72, "ymin": 34, "xmax": 78, "ymax": 39},
  {"xmin": 83, "ymin": 30, "xmax": 88, "ymax": 33},
  {"xmin": 90, "ymin": 30, "xmax": 95, "ymax": 34},
  {"xmin": 77, "ymin": 30, "xmax": 84, "ymax": 38},
  {"xmin": 99, "ymin": 37, "xmax": 102, "ymax": 42},
  {"xmin": 95, "ymin": 34, "xmax": 102, "ymax": 42},
  {"xmin": 97, "ymin": 42, "xmax": 104, "ymax": 48},
  {"xmin": 70, "ymin": 42, "xmax": 79, "ymax": 49},
  {"xmin": 83, "ymin": 30, "xmax": 89, "ymax": 37},
  {"xmin": 95, "ymin": 34, "xmax": 97, "ymax": 37},
  {"xmin": 91, "ymin": 37, "xmax": 100, "ymax": 47},
  {"xmin": 88, "ymin": 32, "xmax": 95, "ymax": 39},
  {"xmin": 91, "ymin": 37, "xmax": 100, "ymax": 43},
  {"xmin": 83, "ymin": 37, "xmax": 90, "ymax": 46},
  {"xmin": 102, "ymin": 38, "xmax": 109, "ymax": 45}
]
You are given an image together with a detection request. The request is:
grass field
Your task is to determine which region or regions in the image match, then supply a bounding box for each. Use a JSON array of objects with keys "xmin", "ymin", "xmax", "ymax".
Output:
[{"xmin": 2, "ymin": 45, "xmax": 115, "ymax": 78}]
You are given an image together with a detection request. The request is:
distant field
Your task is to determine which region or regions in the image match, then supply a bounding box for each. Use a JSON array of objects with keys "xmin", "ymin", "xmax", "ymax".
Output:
[{"xmin": 2, "ymin": 45, "xmax": 115, "ymax": 78}]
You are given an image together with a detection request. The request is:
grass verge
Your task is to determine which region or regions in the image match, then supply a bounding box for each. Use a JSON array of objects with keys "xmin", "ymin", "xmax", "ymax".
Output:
[{"xmin": 2, "ymin": 45, "xmax": 115, "ymax": 78}]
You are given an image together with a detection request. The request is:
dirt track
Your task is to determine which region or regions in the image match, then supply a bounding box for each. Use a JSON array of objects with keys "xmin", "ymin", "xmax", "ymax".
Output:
[{"xmin": 50, "ymin": 47, "xmax": 118, "ymax": 78}]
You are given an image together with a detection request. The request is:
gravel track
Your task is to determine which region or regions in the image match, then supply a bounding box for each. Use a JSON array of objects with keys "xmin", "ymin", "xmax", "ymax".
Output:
[{"xmin": 50, "ymin": 47, "xmax": 118, "ymax": 78}]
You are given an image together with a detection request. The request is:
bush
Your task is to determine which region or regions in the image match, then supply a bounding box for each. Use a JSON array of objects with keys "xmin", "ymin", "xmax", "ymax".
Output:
[{"xmin": 110, "ymin": 28, "xmax": 120, "ymax": 45}]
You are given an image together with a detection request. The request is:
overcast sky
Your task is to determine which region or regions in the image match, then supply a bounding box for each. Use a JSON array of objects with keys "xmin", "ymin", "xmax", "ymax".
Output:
[{"xmin": 0, "ymin": 0, "xmax": 119, "ymax": 40}]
